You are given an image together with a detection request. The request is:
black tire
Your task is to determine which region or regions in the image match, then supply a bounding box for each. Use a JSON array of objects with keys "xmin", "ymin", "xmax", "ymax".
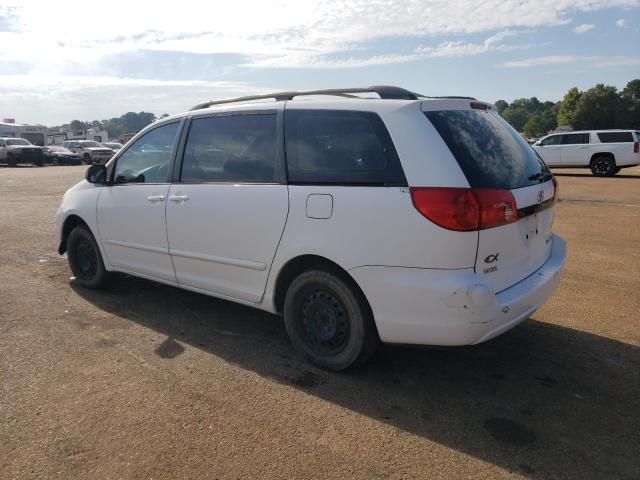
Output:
[
  {"xmin": 613, "ymin": 167, "xmax": 621, "ymax": 175},
  {"xmin": 7, "ymin": 157, "xmax": 17, "ymax": 167},
  {"xmin": 83, "ymin": 153, "xmax": 92, "ymax": 165},
  {"xmin": 283, "ymin": 269, "xmax": 378, "ymax": 371},
  {"xmin": 591, "ymin": 156, "xmax": 616, "ymax": 177},
  {"xmin": 67, "ymin": 226, "xmax": 110, "ymax": 289}
]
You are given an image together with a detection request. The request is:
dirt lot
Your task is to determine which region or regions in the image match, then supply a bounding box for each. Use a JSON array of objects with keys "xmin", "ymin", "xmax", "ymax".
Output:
[{"xmin": 1, "ymin": 165, "xmax": 639, "ymax": 479}]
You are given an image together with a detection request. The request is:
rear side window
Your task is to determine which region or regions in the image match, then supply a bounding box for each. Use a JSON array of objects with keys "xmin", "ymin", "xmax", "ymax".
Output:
[
  {"xmin": 181, "ymin": 114, "xmax": 277, "ymax": 183},
  {"xmin": 539, "ymin": 135, "xmax": 562, "ymax": 146},
  {"xmin": 597, "ymin": 132, "xmax": 634, "ymax": 143},
  {"xmin": 563, "ymin": 133, "xmax": 589, "ymax": 144},
  {"xmin": 285, "ymin": 110, "xmax": 406, "ymax": 186},
  {"xmin": 425, "ymin": 110, "xmax": 548, "ymax": 189}
]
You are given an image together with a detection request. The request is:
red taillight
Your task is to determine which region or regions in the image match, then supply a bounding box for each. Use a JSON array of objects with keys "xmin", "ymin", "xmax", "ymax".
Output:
[
  {"xmin": 410, "ymin": 187, "xmax": 518, "ymax": 231},
  {"xmin": 634, "ymin": 142, "xmax": 639, "ymax": 153}
]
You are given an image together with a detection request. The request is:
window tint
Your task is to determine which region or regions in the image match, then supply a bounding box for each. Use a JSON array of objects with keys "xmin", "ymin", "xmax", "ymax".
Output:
[
  {"xmin": 181, "ymin": 114, "xmax": 277, "ymax": 183},
  {"xmin": 540, "ymin": 135, "xmax": 562, "ymax": 146},
  {"xmin": 597, "ymin": 132, "xmax": 634, "ymax": 143},
  {"xmin": 285, "ymin": 110, "xmax": 406, "ymax": 186},
  {"xmin": 563, "ymin": 133, "xmax": 589, "ymax": 144},
  {"xmin": 425, "ymin": 110, "xmax": 549, "ymax": 189},
  {"xmin": 113, "ymin": 122, "xmax": 179, "ymax": 184}
]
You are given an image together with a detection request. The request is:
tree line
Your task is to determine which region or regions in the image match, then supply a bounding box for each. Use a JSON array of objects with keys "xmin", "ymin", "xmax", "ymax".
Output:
[
  {"xmin": 50, "ymin": 112, "xmax": 169, "ymax": 139},
  {"xmin": 50, "ymin": 79, "xmax": 640, "ymax": 141},
  {"xmin": 496, "ymin": 79, "xmax": 640, "ymax": 138}
]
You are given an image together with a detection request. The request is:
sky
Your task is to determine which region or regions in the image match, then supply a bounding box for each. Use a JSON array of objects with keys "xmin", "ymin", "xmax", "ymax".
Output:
[{"xmin": 1, "ymin": 0, "xmax": 639, "ymax": 126}]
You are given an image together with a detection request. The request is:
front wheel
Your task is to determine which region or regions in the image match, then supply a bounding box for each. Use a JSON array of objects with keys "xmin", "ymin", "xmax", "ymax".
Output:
[
  {"xmin": 591, "ymin": 156, "xmax": 616, "ymax": 176},
  {"xmin": 284, "ymin": 270, "xmax": 378, "ymax": 371},
  {"xmin": 83, "ymin": 153, "xmax": 92, "ymax": 165},
  {"xmin": 67, "ymin": 226, "xmax": 111, "ymax": 289}
]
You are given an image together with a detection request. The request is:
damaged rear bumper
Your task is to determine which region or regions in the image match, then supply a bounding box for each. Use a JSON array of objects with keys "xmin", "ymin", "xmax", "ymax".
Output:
[{"xmin": 349, "ymin": 235, "xmax": 567, "ymax": 346}]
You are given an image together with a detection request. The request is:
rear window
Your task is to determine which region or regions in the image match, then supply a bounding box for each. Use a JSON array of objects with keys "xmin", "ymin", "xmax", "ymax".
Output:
[
  {"xmin": 285, "ymin": 110, "xmax": 406, "ymax": 186},
  {"xmin": 597, "ymin": 132, "xmax": 634, "ymax": 143},
  {"xmin": 424, "ymin": 110, "xmax": 549, "ymax": 189}
]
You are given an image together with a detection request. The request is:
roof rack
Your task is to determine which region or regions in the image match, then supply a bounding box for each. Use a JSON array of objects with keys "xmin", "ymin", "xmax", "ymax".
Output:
[{"xmin": 190, "ymin": 85, "xmax": 426, "ymax": 111}]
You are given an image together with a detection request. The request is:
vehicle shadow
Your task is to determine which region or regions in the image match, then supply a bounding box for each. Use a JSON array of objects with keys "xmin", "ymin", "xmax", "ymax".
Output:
[{"xmin": 71, "ymin": 275, "xmax": 640, "ymax": 479}]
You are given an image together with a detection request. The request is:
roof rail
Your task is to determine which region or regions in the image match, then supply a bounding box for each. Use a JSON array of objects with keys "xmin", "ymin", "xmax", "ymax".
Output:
[{"xmin": 190, "ymin": 85, "xmax": 425, "ymax": 110}]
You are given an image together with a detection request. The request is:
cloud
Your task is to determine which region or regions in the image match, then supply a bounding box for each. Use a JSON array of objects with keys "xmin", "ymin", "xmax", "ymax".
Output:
[
  {"xmin": 501, "ymin": 55, "xmax": 640, "ymax": 68},
  {"xmin": 573, "ymin": 24, "xmax": 595, "ymax": 34},
  {"xmin": 616, "ymin": 19, "xmax": 627, "ymax": 27},
  {"xmin": 246, "ymin": 31, "xmax": 536, "ymax": 69},
  {"xmin": 1, "ymin": 0, "xmax": 639, "ymax": 66}
]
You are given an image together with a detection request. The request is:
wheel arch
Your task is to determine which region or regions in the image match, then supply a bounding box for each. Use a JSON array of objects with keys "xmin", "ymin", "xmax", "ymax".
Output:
[
  {"xmin": 272, "ymin": 254, "xmax": 374, "ymax": 320},
  {"xmin": 58, "ymin": 214, "xmax": 91, "ymax": 254}
]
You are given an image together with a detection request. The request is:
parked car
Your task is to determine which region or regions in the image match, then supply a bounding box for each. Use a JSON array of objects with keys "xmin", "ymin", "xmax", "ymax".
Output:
[
  {"xmin": 42, "ymin": 146, "xmax": 82, "ymax": 165},
  {"xmin": 61, "ymin": 140, "xmax": 114, "ymax": 164},
  {"xmin": 102, "ymin": 142, "xmax": 124, "ymax": 151},
  {"xmin": 533, "ymin": 130, "xmax": 640, "ymax": 176},
  {"xmin": 55, "ymin": 86, "xmax": 566, "ymax": 371},
  {"xmin": 0, "ymin": 137, "xmax": 44, "ymax": 166}
]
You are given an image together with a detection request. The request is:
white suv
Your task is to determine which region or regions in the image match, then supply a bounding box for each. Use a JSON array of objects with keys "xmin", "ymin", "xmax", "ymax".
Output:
[
  {"xmin": 533, "ymin": 130, "xmax": 640, "ymax": 176},
  {"xmin": 55, "ymin": 86, "xmax": 566, "ymax": 370},
  {"xmin": 62, "ymin": 140, "xmax": 114, "ymax": 165}
]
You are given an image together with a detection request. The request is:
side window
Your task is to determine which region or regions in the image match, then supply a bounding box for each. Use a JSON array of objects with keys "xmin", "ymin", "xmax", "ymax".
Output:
[
  {"xmin": 540, "ymin": 135, "xmax": 562, "ymax": 146},
  {"xmin": 563, "ymin": 133, "xmax": 589, "ymax": 145},
  {"xmin": 114, "ymin": 122, "xmax": 180, "ymax": 184},
  {"xmin": 181, "ymin": 114, "xmax": 277, "ymax": 183},
  {"xmin": 285, "ymin": 110, "xmax": 406, "ymax": 185},
  {"xmin": 597, "ymin": 132, "xmax": 634, "ymax": 143}
]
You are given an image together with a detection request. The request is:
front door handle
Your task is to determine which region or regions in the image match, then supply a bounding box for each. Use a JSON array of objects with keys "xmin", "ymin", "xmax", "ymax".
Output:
[
  {"xmin": 146, "ymin": 195, "xmax": 165, "ymax": 203},
  {"xmin": 168, "ymin": 194, "xmax": 189, "ymax": 203}
]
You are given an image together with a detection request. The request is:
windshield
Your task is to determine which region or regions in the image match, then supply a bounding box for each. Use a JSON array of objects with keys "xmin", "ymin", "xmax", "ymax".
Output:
[
  {"xmin": 80, "ymin": 141, "xmax": 103, "ymax": 147},
  {"xmin": 424, "ymin": 110, "xmax": 550, "ymax": 189},
  {"xmin": 6, "ymin": 138, "xmax": 32, "ymax": 146}
]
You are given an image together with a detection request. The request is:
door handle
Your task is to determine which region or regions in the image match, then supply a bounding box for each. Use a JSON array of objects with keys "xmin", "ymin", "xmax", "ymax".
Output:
[
  {"xmin": 146, "ymin": 195, "xmax": 165, "ymax": 203},
  {"xmin": 168, "ymin": 194, "xmax": 189, "ymax": 202}
]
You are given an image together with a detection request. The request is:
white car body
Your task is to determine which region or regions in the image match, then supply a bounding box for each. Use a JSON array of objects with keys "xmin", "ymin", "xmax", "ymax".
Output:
[
  {"xmin": 56, "ymin": 89, "xmax": 566, "ymax": 356},
  {"xmin": 62, "ymin": 140, "xmax": 114, "ymax": 164},
  {"xmin": 533, "ymin": 130, "xmax": 640, "ymax": 174}
]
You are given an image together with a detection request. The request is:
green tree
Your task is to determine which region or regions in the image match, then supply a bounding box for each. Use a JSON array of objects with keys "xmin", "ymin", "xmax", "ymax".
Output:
[
  {"xmin": 557, "ymin": 87, "xmax": 581, "ymax": 127},
  {"xmin": 69, "ymin": 120, "xmax": 86, "ymax": 131},
  {"xmin": 494, "ymin": 100, "xmax": 509, "ymax": 114},
  {"xmin": 572, "ymin": 84, "xmax": 624, "ymax": 130},
  {"xmin": 523, "ymin": 110, "xmax": 557, "ymax": 138},
  {"xmin": 501, "ymin": 107, "xmax": 530, "ymax": 132},
  {"xmin": 621, "ymin": 79, "xmax": 640, "ymax": 128}
]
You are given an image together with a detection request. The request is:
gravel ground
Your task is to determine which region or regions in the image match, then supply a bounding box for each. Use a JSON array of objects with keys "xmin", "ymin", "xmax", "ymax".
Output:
[{"xmin": 1, "ymin": 165, "xmax": 639, "ymax": 479}]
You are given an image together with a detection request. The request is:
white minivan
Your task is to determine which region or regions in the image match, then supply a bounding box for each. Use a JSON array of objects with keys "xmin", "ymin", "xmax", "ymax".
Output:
[
  {"xmin": 533, "ymin": 130, "xmax": 640, "ymax": 176},
  {"xmin": 56, "ymin": 86, "xmax": 566, "ymax": 370}
]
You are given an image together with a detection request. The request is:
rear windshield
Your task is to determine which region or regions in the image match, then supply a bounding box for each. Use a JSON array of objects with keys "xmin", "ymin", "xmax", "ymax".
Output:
[
  {"xmin": 597, "ymin": 132, "xmax": 634, "ymax": 143},
  {"xmin": 424, "ymin": 110, "xmax": 549, "ymax": 189}
]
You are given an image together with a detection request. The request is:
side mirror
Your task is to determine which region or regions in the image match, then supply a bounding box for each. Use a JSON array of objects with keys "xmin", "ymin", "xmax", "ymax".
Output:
[{"xmin": 86, "ymin": 164, "xmax": 107, "ymax": 184}]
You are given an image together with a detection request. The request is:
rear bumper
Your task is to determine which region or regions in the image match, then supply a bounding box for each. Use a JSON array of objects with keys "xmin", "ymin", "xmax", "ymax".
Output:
[{"xmin": 349, "ymin": 234, "xmax": 566, "ymax": 346}]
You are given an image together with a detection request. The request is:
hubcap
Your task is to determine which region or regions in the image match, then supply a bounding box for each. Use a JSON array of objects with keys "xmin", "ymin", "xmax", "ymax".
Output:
[{"xmin": 300, "ymin": 290, "xmax": 349, "ymax": 355}]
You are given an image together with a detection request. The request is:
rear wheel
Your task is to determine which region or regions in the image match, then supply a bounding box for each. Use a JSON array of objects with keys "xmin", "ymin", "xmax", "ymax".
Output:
[
  {"xmin": 83, "ymin": 153, "xmax": 92, "ymax": 165},
  {"xmin": 67, "ymin": 226, "xmax": 110, "ymax": 289},
  {"xmin": 284, "ymin": 270, "xmax": 378, "ymax": 371},
  {"xmin": 7, "ymin": 156, "xmax": 16, "ymax": 167},
  {"xmin": 591, "ymin": 156, "xmax": 615, "ymax": 177}
]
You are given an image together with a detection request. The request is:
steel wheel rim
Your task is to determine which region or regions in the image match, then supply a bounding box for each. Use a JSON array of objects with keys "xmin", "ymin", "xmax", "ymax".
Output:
[
  {"xmin": 75, "ymin": 238, "xmax": 97, "ymax": 279},
  {"xmin": 300, "ymin": 289, "xmax": 350, "ymax": 356}
]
